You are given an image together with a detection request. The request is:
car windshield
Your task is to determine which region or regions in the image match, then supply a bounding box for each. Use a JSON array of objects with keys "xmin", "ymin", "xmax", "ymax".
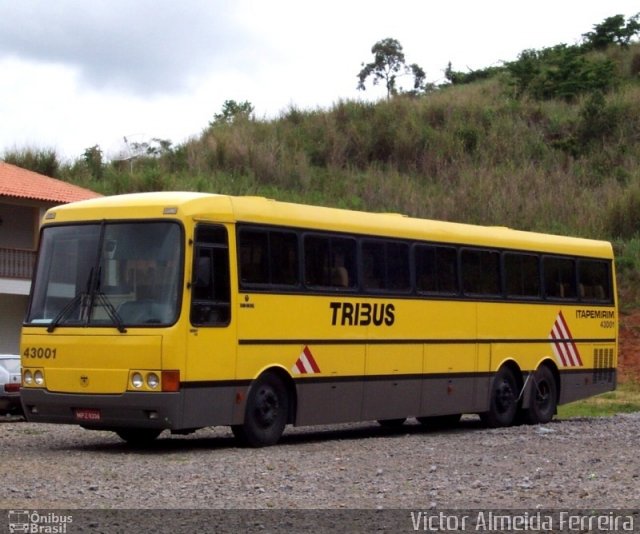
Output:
[{"xmin": 26, "ymin": 221, "xmax": 183, "ymax": 329}]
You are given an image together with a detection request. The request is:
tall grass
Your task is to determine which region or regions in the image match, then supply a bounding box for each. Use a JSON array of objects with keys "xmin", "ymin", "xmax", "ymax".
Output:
[
  {"xmin": 558, "ymin": 381, "xmax": 640, "ymax": 418},
  {"xmin": 15, "ymin": 79, "xmax": 640, "ymax": 240}
]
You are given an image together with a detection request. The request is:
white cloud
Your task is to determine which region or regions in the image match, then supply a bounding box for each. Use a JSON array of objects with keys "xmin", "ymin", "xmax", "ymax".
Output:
[
  {"xmin": 0, "ymin": 0, "xmax": 638, "ymax": 160},
  {"xmin": 0, "ymin": 0, "xmax": 249, "ymax": 94}
]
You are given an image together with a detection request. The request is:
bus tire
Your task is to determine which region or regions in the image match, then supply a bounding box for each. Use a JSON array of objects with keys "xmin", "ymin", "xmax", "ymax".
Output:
[
  {"xmin": 115, "ymin": 428, "xmax": 162, "ymax": 445},
  {"xmin": 480, "ymin": 366, "xmax": 519, "ymax": 428},
  {"xmin": 523, "ymin": 365, "xmax": 557, "ymax": 425},
  {"xmin": 232, "ymin": 372, "xmax": 289, "ymax": 447}
]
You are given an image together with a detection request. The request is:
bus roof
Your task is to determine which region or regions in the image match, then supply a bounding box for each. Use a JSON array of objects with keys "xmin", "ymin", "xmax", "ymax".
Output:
[{"xmin": 43, "ymin": 191, "xmax": 613, "ymax": 258}]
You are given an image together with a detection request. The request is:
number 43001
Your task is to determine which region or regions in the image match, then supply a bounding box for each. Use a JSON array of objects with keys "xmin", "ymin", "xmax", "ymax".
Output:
[{"xmin": 23, "ymin": 347, "xmax": 57, "ymax": 359}]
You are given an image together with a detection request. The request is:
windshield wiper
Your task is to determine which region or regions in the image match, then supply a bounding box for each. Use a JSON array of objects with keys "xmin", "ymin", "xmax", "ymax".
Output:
[
  {"xmin": 91, "ymin": 265, "xmax": 127, "ymax": 333},
  {"xmin": 46, "ymin": 292, "xmax": 90, "ymax": 333},
  {"xmin": 46, "ymin": 292, "xmax": 127, "ymax": 334},
  {"xmin": 47, "ymin": 268, "xmax": 95, "ymax": 333},
  {"xmin": 94, "ymin": 291, "xmax": 127, "ymax": 334},
  {"xmin": 46, "ymin": 266, "xmax": 127, "ymax": 334}
]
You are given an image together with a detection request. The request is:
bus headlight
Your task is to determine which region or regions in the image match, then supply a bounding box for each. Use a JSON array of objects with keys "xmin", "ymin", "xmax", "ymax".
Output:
[
  {"xmin": 24, "ymin": 370, "xmax": 33, "ymax": 385},
  {"xmin": 131, "ymin": 372, "xmax": 144, "ymax": 389},
  {"xmin": 147, "ymin": 373, "xmax": 159, "ymax": 389},
  {"xmin": 34, "ymin": 370, "xmax": 45, "ymax": 386}
]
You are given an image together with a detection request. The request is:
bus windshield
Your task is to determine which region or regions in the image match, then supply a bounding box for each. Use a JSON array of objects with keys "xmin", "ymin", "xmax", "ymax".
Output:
[{"xmin": 26, "ymin": 221, "xmax": 183, "ymax": 329}]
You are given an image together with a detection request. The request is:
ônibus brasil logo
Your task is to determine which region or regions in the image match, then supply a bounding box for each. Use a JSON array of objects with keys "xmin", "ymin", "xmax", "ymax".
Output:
[{"xmin": 8, "ymin": 511, "xmax": 72, "ymax": 534}]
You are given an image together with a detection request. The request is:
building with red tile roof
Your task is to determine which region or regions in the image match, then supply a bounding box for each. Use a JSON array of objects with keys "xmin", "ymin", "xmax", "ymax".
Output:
[
  {"xmin": 0, "ymin": 161, "xmax": 101, "ymax": 203},
  {"xmin": 0, "ymin": 162, "xmax": 101, "ymax": 355}
]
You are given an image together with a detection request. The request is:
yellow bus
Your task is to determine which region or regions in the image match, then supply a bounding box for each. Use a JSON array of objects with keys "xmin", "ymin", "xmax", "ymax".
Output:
[{"xmin": 20, "ymin": 192, "xmax": 617, "ymax": 446}]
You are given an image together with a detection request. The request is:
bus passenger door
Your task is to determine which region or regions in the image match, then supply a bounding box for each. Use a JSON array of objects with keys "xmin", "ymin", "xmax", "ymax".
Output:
[{"xmin": 184, "ymin": 224, "xmax": 237, "ymax": 427}]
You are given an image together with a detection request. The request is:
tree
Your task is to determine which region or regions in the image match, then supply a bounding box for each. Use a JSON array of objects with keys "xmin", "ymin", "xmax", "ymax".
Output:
[
  {"xmin": 83, "ymin": 145, "xmax": 104, "ymax": 180},
  {"xmin": 408, "ymin": 63, "xmax": 427, "ymax": 93},
  {"xmin": 357, "ymin": 38, "xmax": 426, "ymax": 98},
  {"xmin": 122, "ymin": 137, "xmax": 172, "ymax": 159},
  {"xmin": 210, "ymin": 99, "xmax": 254, "ymax": 126},
  {"xmin": 582, "ymin": 13, "xmax": 640, "ymax": 49}
]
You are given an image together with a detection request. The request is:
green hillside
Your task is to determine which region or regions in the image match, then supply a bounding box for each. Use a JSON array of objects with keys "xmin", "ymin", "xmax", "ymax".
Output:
[{"xmin": 5, "ymin": 16, "xmax": 640, "ymax": 306}]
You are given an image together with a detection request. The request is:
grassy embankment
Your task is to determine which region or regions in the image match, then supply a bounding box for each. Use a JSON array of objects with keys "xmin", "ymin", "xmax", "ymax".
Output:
[{"xmin": 558, "ymin": 381, "xmax": 640, "ymax": 418}]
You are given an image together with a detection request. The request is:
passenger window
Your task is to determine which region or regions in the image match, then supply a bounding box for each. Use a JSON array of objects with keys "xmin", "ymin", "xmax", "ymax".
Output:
[
  {"xmin": 362, "ymin": 240, "xmax": 410, "ymax": 292},
  {"xmin": 239, "ymin": 230, "xmax": 269, "ymax": 284},
  {"xmin": 415, "ymin": 245, "xmax": 458, "ymax": 294},
  {"xmin": 578, "ymin": 260, "xmax": 611, "ymax": 302},
  {"xmin": 239, "ymin": 229, "xmax": 299, "ymax": 287},
  {"xmin": 304, "ymin": 235, "xmax": 356, "ymax": 289},
  {"xmin": 362, "ymin": 241, "xmax": 385, "ymax": 290},
  {"xmin": 191, "ymin": 225, "xmax": 230, "ymax": 326},
  {"xmin": 270, "ymin": 232, "xmax": 299, "ymax": 285},
  {"xmin": 505, "ymin": 253, "xmax": 540, "ymax": 298},
  {"xmin": 543, "ymin": 256, "xmax": 576, "ymax": 299},
  {"xmin": 461, "ymin": 249, "xmax": 500, "ymax": 295},
  {"xmin": 387, "ymin": 242, "xmax": 410, "ymax": 291}
]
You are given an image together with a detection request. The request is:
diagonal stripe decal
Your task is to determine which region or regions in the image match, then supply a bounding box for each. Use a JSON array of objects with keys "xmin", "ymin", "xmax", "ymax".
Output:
[
  {"xmin": 549, "ymin": 310, "xmax": 582, "ymax": 367},
  {"xmin": 291, "ymin": 345, "xmax": 321, "ymax": 375}
]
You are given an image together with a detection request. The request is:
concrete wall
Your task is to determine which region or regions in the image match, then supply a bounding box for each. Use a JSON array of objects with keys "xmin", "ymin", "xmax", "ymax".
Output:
[{"xmin": 0, "ymin": 293, "xmax": 28, "ymax": 354}]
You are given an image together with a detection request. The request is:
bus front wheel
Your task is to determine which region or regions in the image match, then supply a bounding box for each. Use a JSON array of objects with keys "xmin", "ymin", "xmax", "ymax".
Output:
[
  {"xmin": 232, "ymin": 372, "xmax": 289, "ymax": 447},
  {"xmin": 480, "ymin": 366, "xmax": 519, "ymax": 428}
]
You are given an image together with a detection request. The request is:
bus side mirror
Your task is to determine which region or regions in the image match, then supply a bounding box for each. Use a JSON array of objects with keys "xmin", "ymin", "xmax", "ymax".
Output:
[{"xmin": 193, "ymin": 256, "xmax": 211, "ymax": 288}]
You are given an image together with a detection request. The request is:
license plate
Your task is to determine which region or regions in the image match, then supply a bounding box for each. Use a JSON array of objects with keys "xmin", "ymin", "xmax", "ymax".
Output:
[{"xmin": 75, "ymin": 408, "xmax": 101, "ymax": 421}]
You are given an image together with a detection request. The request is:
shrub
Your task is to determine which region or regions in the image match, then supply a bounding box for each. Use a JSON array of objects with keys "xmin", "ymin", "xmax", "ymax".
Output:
[
  {"xmin": 607, "ymin": 183, "xmax": 640, "ymax": 239},
  {"xmin": 507, "ymin": 45, "xmax": 618, "ymax": 101},
  {"xmin": 3, "ymin": 147, "xmax": 60, "ymax": 177}
]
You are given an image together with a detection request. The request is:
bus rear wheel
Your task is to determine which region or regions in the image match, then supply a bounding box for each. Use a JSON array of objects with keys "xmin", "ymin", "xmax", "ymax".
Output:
[
  {"xmin": 232, "ymin": 372, "xmax": 289, "ymax": 447},
  {"xmin": 523, "ymin": 365, "xmax": 557, "ymax": 425},
  {"xmin": 481, "ymin": 366, "xmax": 519, "ymax": 428}
]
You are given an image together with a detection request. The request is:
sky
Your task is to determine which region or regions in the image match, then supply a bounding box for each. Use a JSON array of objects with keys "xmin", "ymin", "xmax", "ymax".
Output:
[{"xmin": 1, "ymin": 0, "xmax": 639, "ymax": 162}]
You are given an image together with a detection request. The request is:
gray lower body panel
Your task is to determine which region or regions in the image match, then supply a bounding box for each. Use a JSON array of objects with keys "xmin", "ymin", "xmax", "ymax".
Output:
[
  {"xmin": 21, "ymin": 389, "xmax": 186, "ymax": 430},
  {"xmin": 558, "ymin": 369, "xmax": 616, "ymax": 405},
  {"xmin": 294, "ymin": 374, "xmax": 492, "ymax": 426},
  {"xmin": 21, "ymin": 385, "xmax": 241, "ymax": 431},
  {"xmin": 20, "ymin": 367, "xmax": 617, "ymax": 432}
]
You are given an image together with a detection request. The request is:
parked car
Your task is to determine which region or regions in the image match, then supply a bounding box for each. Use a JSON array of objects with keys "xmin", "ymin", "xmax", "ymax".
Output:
[{"xmin": 0, "ymin": 354, "xmax": 21, "ymax": 415}]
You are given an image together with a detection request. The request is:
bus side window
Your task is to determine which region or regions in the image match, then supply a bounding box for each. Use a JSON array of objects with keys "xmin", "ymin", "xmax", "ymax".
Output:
[
  {"xmin": 190, "ymin": 225, "xmax": 231, "ymax": 326},
  {"xmin": 461, "ymin": 249, "xmax": 500, "ymax": 295},
  {"xmin": 239, "ymin": 230, "xmax": 269, "ymax": 284},
  {"xmin": 304, "ymin": 234, "xmax": 356, "ymax": 290},
  {"xmin": 362, "ymin": 240, "xmax": 410, "ymax": 292},
  {"xmin": 578, "ymin": 259, "xmax": 611, "ymax": 302},
  {"xmin": 362, "ymin": 241, "xmax": 384, "ymax": 289},
  {"xmin": 505, "ymin": 252, "xmax": 540, "ymax": 298},
  {"xmin": 415, "ymin": 244, "xmax": 458, "ymax": 295},
  {"xmin": 239, "ymin": 228, "xmax": 299, "ymax": 287},
  {"xmin": 543, "ymin": 256, "xmax": 576, "ymax": 300}
]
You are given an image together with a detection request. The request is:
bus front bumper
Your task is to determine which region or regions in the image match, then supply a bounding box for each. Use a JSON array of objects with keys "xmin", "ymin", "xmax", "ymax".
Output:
[{"xmin": 20, "ymin": 388, "xmax": 184, "ymax": 430}]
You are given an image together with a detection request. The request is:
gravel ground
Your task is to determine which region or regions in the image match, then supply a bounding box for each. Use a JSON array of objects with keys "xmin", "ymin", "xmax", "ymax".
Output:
[{"xmin": 1, "ymin": 413, "xmax": 639, "ymax": 512}]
